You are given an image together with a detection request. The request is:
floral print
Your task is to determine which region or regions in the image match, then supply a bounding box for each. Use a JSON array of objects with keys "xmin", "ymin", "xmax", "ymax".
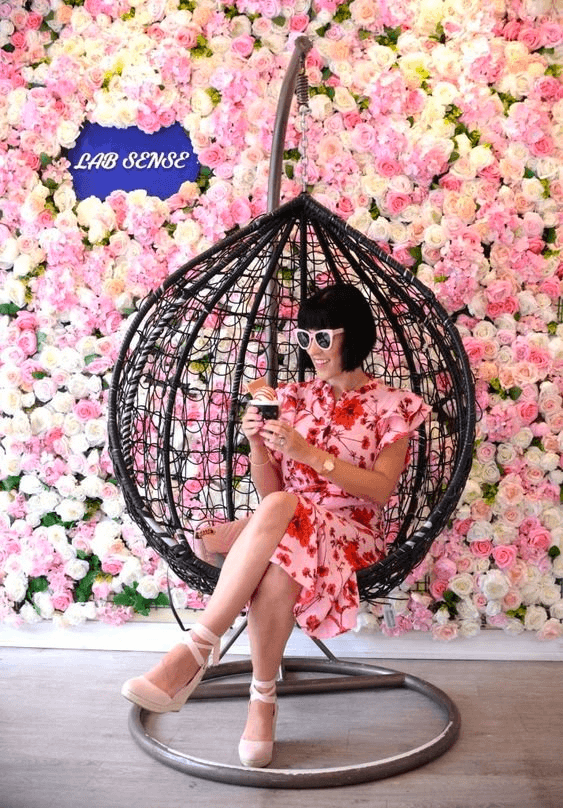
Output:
[{"xmin": 269, "ymin": 378, "xmax": 430, "ymax": 639}]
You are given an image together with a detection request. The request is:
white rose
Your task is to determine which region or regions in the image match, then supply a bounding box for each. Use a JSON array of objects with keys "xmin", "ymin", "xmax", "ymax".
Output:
[
  {"xmin": 173, "ymin": 219, "xmax": 202, "ymax": 246},
  {"xmin": 448, "ymin": 574, "xmax": 474, "ymax": 598},
  {"xmin": 3, "ymin": 276, "xmax": 28, "ymax": 307},
  {"xmin": 504, "ymin": 617, "xmax": 525, "ymax": 635},
  {"xmin": 117, "ymin": 557, "xmax": 143, "ymax": 588},
  {"xmin": 332, "ymin": 86, "xmax": 356, "ymax": 113},
  {"xmin": 80, "ymin": 475, "xmax": 104, "ymax": 498},
  {"xmin": 84, "ymin": 418, "xmax": 107, "ymax": 446},
  {"xmin": 101, "ymin": 497, "xmax": 125, "ymax": 519},
  {"xmin": 19, "ymin": 474, "xmax": 45, "ymax": 495},
  {"xmin": 461, "ymin": 478, "xmax": 482, "ymax": 503},
  {"xmin": 0, "ymin": 236, "xmax": 19, "ymax": 268},
  {"xmin": 539, "ymin": 583, "xmax": 561, "ymax": 607},
  {"xmin": 53, "ymin": 185, "xmax": 77, "ymax": 212},
  {"xmin": 308, "ymin": 93, "xmax": 333, "ymax": 121},
  {"xmin": 38, "ymin": 344, "xmax": 61, "ymax": 371},
  {"xmin": 57, "ymin": 602, "xmax": 92, "ymax": 626},
  {"xmin": 33, "ymin": 590, "xmax": 54, "ymax": 618},
  {"xmin": 13, "ymin": 253, "xmax": 32, "ymax": 277},
  {"xmin": 52, "ymin": 391, "xmax": 75, "ymax": 414},
  {"xmin": 0, "ymin": 389, "xmax": 22, "ymax": 415},
  {"xmin": 33, "ymin": 378, "xmax": 55, "ymax": 403},
  {"xmin": 541, "ymin": 507, "xmax": 563, "ymax": 530},
  {"xmin": 467, "ymin": 521, "xmax": 493, "ymax": 542},
  {"xmin": 63, "ymin": 412, "xmax": 82, "ymax": 437},
  {"xmin": 3, "ymin": 572, "xmax": 27, "ymax": 602},
  {"xmin": 91, "ymin": 519, "xmax": 122, "ymax": 554},
  {"xmin": 64, "ymin": 558, "xmax": 90, "ymax": 580},
  {"xmin": 136, "ymin": 576, "xmax": 160, "ymax": 600},
  {"xmin": 458, "ymin": 621, "xmax": 481, "ymax": 638},
  {"xmin": 512, "ymin": 428, "xmax": 534, "ymax": 449},
  {"xmin": 549, "ymin": 600, "xmax": 563, "ymax": 620},
  {"xmin": 54, "ymin": 474, "xmax": 79, "ymax": 497},
  {"xmin": 190, "ymin": 88, "xmax": 215, "ymax": 117},
  {"xmin": 55, "ymin": 498, "xmax": 86, "ymax": 523},
  {"xmin": 56, "ymin": 120, "xmax": 80, "ymax": 148},
  {"xmin": 347, "ymin": 208, "xmax": 372, "ymax": 234},
  {"xmin": 524, "ymin": 605, "xmax": 548, "ymax": 631},
  {"xmin": 481, "ymin": 569, "xmax": 510, "ymax": 600},
  {"xmin": 469, "ymin": 145, "xmax": 494, "ymax": 173},
  {"xmin": 19, "ymin": 601, "xmax": 42, "ymax": 624},
  {"xmin": 424, "ymin": 224, "xmax": 447, "ymax": 249}
]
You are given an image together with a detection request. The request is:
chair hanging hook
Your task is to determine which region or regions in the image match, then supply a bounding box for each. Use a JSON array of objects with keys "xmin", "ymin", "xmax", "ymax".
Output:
[{"xmin": 296, "ymin": 63, "xmax": 311, "ymax": 193}]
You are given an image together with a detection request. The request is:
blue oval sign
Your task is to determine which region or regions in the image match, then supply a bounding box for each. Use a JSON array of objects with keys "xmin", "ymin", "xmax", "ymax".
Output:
[{"xmin": 66, "ymin": 122, "xmax": 201, "ymax": 200}]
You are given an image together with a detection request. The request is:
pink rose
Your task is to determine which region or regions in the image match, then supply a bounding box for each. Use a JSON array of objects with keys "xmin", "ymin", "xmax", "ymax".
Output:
[
  {"xmin": 429, "ymin": 578, "xmax": 448, "ymax": 599},
  {"xmin": 538, "ymin": 619, "xmax": 563, "ymax": 641},
  {"xmin": 289, "ymin": 14, "xmax": 309, "ymax": 32},
  {"xmin": 516, "ymin": 400, "xmax": 538, "ymax": 425},
  {"xmin": 433, "ymin": 557, "xmax": 457, "ymax": 580},
  {"xmin": 101, "ymin": 558, "xmax": 123, "ymax": 575},
  {"xmin": 230, "ymin": 197, "xmax": 252, "ymax": 226},
  {"xmin": 492, "ymin": 545, "xmax": 518, "ymax": 570},
  {"xmin": 529, "ymin": 136, "xmax": 554, "ymax": 157},
  {"xmin": 51, "ymin": 592, "xmax": 73, "ymax": 611},
  {"xmin": 470, "ymin": 540, "xmax": 493, "ymax": 558},
  {"xmin": 517, "ymin": 26, "xmax": 544, "ymax": 51},
  {"xmin": 231, "ymin": 34, "xmax": 255, "ymax": 58},
  {"xmin": 385, "ymin": 191, "xmax": 411, "ymax": 215},
  {"xmin": 432, "ymin": 623, "xmax": 458, "ymax": 641},
  {"xmin": 375, "ymin": 156, "xmax": 401, "ymax": 178}
]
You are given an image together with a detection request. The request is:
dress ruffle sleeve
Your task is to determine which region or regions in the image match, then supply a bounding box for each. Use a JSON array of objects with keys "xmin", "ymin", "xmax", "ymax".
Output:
[{"xmin": 376, "ymin": 389, "xmax": 432, "ymax": 453}]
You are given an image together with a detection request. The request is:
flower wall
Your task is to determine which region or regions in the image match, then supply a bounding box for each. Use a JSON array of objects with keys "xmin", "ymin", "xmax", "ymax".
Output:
[{"xmin": 1, "ymin": 0, "xmax": 563, "ymax": 640}]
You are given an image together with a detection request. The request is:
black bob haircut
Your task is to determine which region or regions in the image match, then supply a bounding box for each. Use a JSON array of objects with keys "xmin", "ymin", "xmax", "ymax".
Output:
[{"xmin": 297, "ymin": 284, "xmax": 376, "ymax": 372}]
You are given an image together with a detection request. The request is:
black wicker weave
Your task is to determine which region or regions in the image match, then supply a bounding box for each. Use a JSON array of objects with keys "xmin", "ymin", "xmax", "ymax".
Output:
[{"xmin": 108, "ymin": 192, "xmax": 475, "ymax": 606}]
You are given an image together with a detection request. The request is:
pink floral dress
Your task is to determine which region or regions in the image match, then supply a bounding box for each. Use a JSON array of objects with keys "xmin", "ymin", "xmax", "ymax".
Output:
[{"xmin": 268, "ymin": 377, "xmax": 431, "ymax": 639}]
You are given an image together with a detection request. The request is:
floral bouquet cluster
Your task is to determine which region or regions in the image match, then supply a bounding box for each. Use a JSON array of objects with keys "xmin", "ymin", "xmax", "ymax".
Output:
[{"xmin": 1, "ymin": 0, "xmax": 562, "ymax": 639}]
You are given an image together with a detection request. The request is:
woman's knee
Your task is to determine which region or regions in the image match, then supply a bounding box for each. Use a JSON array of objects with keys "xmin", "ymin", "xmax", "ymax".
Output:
[
  {"xmin": 256, "ymin": 490, "xmax": 298, "ymax": 525},
  {"xmin": 252, "ymin": 563, "xmax": 301, "ymax": 607}
]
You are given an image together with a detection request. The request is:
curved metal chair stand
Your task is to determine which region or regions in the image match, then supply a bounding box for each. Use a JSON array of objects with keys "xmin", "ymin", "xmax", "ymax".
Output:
[
  {"xmin": 109, "ymin": 37, "xmax": 474, "ymax": 787},
  {"xmin": 128, "ymin": 657, "xmax": 461, "ymax": 789}
]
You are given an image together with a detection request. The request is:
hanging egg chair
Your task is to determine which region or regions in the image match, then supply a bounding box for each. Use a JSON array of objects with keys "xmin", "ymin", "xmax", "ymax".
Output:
[{"xmin": 108, "ymin": 37, "xmax": 475, "ymax": 788}]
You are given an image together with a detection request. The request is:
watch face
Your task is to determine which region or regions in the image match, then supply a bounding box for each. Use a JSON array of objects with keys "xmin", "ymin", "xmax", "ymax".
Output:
[{"xmin": 323, "ymin": 457, "xmax": 335, "ymax": 472}]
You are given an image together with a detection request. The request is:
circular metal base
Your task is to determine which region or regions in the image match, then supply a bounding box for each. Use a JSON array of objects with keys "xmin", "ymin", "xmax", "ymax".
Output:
[{"xmin": 127, "ymin": 658, "xmax": 460, "ymax": 789}]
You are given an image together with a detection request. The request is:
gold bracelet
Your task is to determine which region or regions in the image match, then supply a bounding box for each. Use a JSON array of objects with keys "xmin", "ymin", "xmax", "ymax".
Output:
[{"xmin": 249, "ymin": 453, "xmax": 271, "ymax": 467}]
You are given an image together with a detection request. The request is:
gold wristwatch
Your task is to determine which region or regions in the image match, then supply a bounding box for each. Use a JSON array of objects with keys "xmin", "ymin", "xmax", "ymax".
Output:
[{"xmin": 321, "ymin": 454, "xmax": 335, "ymax": 474}]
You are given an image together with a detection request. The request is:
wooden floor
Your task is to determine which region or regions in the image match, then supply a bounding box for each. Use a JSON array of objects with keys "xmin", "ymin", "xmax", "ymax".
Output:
[{"xmin": 1, "ymin": 648, "xmax": 562, "ymax": 808}]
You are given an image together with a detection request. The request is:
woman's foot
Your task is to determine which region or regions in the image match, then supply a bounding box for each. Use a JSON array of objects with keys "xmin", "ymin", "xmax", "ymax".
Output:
[
  {"xmin": 121, "ymin": 623, "xmax": 220, "ymax": 713},
  {"xmin": 238, "ymin": 678, "xmax": 278, "ymax": 768},
  {"xmin": 196, "ymin": 517, "xmax": 251, "ymax": 556}
]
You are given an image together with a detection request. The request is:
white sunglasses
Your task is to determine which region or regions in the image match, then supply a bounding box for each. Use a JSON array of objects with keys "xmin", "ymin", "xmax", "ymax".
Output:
[{"xmin": 295, "ymin": 328, "xmax": 345, "ymax": 351}]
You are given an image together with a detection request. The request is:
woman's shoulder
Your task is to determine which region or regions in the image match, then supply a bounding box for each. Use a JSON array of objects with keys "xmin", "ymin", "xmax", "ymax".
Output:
[{"xmin": 367, "ymin": 381, "xmax": 429, "ymax": 413}]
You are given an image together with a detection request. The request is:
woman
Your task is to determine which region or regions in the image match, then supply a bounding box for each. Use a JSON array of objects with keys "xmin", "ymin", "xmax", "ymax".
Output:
[{"xmin": 121, "ymin": 283, "xmax": 430, "ymax": 768}]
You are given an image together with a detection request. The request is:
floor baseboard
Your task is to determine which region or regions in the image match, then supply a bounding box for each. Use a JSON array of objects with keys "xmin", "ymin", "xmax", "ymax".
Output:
[{"xmin": 1, "ymin": 614, "xmax": 561, "ymax": 660}]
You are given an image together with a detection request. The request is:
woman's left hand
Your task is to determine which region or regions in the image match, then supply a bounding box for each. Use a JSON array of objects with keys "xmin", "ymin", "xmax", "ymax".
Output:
[{"xmin": 260, "ymin": 419, "xmax": 310, "ymax": 464}]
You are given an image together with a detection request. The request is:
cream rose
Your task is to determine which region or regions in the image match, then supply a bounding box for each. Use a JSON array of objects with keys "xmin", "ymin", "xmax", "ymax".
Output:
[{"xmin": 481, "ymin": 570, "xmax": 510, "ymax": 600}]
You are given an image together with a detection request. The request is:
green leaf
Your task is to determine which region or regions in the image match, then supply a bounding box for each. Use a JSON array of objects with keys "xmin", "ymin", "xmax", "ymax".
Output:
[
  {"xmin": 1, "ymin": 475, "xmax": 22, "ymax": 492},
  {"xmin": 75, "ymin": 569, "xmax": 97, "ymax": 602},
  {"xmin": 548, "ymin": 546, "xmax": 561, "ymax": 559},
  {"xmin": 0, "ymin": 303, "xmax": 22, "ymax": 316},
  {"xmin": 26, "ymin": 576, "xmax": 49, "ymax": 598}
]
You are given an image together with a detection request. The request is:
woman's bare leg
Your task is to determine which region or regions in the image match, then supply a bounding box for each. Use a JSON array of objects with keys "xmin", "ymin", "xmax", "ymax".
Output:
[
  {"xmin": 241, "ymin": 564, "xmax": 301, "ymax": 741},
  {"xmin": 144, "ymin": 492, "xmax": 299, "ymax": 695}
]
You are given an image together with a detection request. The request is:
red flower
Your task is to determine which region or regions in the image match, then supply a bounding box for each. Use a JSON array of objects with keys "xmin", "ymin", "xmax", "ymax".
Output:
[
  {"xmin": 334, "ymin": 398, "xmax": 364, "ymax": 428},
  {"xmin": 286, "ymin": 501, "xmax": 314, "ymax": 547}
]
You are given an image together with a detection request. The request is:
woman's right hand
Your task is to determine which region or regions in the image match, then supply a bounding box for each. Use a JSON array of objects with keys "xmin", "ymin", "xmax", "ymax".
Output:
[{"xmin": 241, "ymin": 405, "xmax": 265, "ymax": 443}]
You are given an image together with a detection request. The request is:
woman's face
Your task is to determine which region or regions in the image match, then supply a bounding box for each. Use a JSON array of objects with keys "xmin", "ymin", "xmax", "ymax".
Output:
[{"xmin": 304, "ymin": 328, "xmax": 345, "ymax": 382}]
